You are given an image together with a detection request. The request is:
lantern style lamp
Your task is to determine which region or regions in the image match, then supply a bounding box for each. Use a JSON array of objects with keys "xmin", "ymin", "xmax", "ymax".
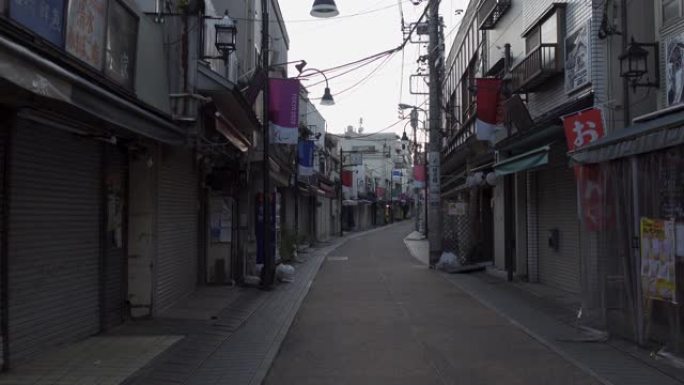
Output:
[
  {"xmin": 311, "ymin": 0, "xmax": 339, "ymax": 18},
  {"xmin": 619, "ymin": 36, "xmax": 659, "ymax": 91},
  {"xmin": 215, "ymin": 11, "xmax": 237, "ymax": 57},
  {"xmin": 401, "ymin": 131, "xmax": 410, "ymax": 150}
]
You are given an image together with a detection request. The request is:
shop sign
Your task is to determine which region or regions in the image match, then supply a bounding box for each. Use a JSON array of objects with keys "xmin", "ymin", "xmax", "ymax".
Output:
[
  {"xmin": 10, "ymin": 0, "xmax": 65, "ymax": 46},
  {"xmin": 447, "ymin": 202, "xmax": 466, "ymax": 216},
  {"xmin": 66, "ymin": 0, "xmax": 107, "ymax": 69},
  {"xmin": 563, "ymin": 108, "xmax": 607, "ymax": 231},
  {"xmin": 105, "ymin": 0, "xmax": 137, "ymax": 90}
]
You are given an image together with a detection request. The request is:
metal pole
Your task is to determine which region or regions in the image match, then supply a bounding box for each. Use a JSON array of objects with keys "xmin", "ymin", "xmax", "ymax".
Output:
[
  {"xmin": 411, "ymin": 109, "xmax": 419, "ymax": 231},
  {"xmin": 339, "ymin": 147, "xmax": 343, "ymax": 236},
  {"xmin": 294, "ymin": 141, "xmax": 299, "ymax": 253},
  {"xmin": 260, "ymin": 0, "xmax": 274, "ymax": 288},
  {"xmin": 427, "ymin": 0, "xmax": 443, "ymax": 267}
]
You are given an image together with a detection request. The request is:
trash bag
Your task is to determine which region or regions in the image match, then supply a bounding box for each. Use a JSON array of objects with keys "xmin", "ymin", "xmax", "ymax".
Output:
[
  {"xmin": 276, "ymin": 264, "xmax": 295, "ymax": 283},
  {"xmin": 436, "ymin": 252, "xmax": 460, "ymax": 271}
]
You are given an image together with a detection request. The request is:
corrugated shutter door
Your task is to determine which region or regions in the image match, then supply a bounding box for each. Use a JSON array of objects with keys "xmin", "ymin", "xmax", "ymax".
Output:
[
  {"xmin": 0, "ymin": 121, "xmax": 7, "ymax": 363},
  {"xmin": 9, "ymin": 121, "xmax": 100, "ymax": 363},
  {"xmin": 104, "ymin": 146, "xmax": 127, "ymax": 329},
  {"xmin": 536, "ymin": 144, "xmax": 581, "ymax": 294},
  {"xmin": 157, "ymin": 147, "xmax": 198, "ymax": 313}
]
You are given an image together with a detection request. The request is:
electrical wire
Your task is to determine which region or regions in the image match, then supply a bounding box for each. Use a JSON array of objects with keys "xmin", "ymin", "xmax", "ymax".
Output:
[{"xmin": 232, "ymin": 1, "xmax": 410, "ymax": 24}]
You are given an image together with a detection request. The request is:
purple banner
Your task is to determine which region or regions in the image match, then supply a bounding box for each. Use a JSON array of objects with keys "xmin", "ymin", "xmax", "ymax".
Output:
[
  {"xmin": 269, "ymin": 78, "xmax": 300, "ymax": 144},
  {"xmin": 298, "ymin": 140, "xmax": 314, "ymax": 177}
]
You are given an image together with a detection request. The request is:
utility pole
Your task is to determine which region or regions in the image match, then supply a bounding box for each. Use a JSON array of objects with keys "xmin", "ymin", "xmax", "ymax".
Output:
[
  {"xmin": 427, "ymin": 0, "xmax": 443, "ymax": 267},
  {"xmin": 339, "ymin": 146, "xmax": 343, "ymax": 236},
  {"xmin": 410, "ymin": 108, "xmax": 419, "ymax": 232},
  {"xmin": 260, "ymin": 0, "xmax": 274, "ymax": 288}
]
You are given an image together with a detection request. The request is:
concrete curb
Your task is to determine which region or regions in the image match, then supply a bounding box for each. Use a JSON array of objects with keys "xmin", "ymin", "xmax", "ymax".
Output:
[{"xmin": 249, "ymin": 222, "xmax": 406, "ymax": 385}]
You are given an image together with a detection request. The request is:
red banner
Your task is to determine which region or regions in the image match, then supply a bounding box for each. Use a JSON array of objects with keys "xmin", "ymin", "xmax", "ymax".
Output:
[
  {"xmin": 475, "ymin": 78, "xmax": 503, "ymax": 141},
  {"xmin": 563, "ymin": 108, "xmax": 607, "ymax": 231},
  {"xmin": 563, "ymin": 108, "xmax": 605, "ymax": 151},
  {"xmin": 341, "ymin": 170, "xmax": 353, "ymax": 187}
]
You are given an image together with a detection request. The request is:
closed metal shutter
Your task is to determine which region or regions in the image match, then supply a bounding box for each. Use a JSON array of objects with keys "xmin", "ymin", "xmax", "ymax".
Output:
[
  {"xmin": 104, "ymin": 146, "xmax": 127, "ymax": 329},
  {"xmin": 9, "ymin": 121, "xmax": 100, "ymax": 363},
  {"xmin": 156, "ymin": 147, "xmax": 198, "ymax": 313},
  {"xmin": 536, "ymin": 144, "xmax": 581, "ymax": 294},
  {"xmin": 0, "ymin": 119, "xmax": 7, "ymax": 364}
]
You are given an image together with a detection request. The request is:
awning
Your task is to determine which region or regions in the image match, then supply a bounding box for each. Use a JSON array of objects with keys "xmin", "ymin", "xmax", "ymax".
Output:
[
  {"xmin": 494, "ymin": 145, "xmax": 551, "ymax": 175},
  {"xmin": 198, "ymin": 64, "xmax": 260, "ymax": 136},
  {"xmin": 0, "ymin": 35, "xmax": 185, "ymax": 144},
  {"xmin": 571, "ymin": 107, "xmax": 684, "ymax": 164},
  {"xmin": 342, "ymin": 200, "xmax": 358, "ymax": 206},
  {"xmin": 215, "ymin": 112, "xmax": 251, "ymax": 152}
]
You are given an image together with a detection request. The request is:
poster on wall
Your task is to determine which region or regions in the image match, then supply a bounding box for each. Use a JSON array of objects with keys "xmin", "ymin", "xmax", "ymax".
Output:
[
  {"xmin": 640, "ymin": 218, "xmax": 677, "ymax": 304},
  {"xmin": 667, "ymin": 33, "xmax": 684, "ymax": 106},
  {"xmin": 565, "ymin": 19, "xmax": 592, "ymax": 93}
]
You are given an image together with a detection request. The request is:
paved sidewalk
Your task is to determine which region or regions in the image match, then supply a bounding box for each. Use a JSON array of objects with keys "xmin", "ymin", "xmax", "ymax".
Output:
[
  {"xmin": 0, "ymin": 224, "xmax": 400, "ymax": 385},
  {"xmin": 404, "ymin": 234, "xmax": 684, "ymax": 385},
  {"xmin": 265, "ymin": 222, "xmax": 603, "ymax": 384}
]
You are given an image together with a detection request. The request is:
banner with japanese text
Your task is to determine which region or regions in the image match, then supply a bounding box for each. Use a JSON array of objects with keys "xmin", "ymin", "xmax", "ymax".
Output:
[
  {"xmin": 269, "ymin": 78, "xmax": 300, "ymax": 144},
  {"xmin": 563, "ymin": 108, "xmax": 607, "ymax": 231},
  {"xmin": 640, "ymin": 218, "xmax": 677, "ymax": 304}
]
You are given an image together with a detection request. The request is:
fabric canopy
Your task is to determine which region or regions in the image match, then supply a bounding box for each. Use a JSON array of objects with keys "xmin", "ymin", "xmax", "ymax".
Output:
[
  {"xmin": 494, "ymin": 145, "xmax": 550, "ymax": 175},
  {"xmin": 570, "ymin": 107, "xmax": 684, "ymax": 164}
]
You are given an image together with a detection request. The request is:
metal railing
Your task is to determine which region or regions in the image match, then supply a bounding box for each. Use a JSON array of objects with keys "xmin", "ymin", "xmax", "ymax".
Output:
[
  {"xmin": 511, "ymin": 43, "xmax": 561, "ymax": 92},
  {"xmin": 478, "ymin": 0, "xmax": 512, "ymax": 30}
]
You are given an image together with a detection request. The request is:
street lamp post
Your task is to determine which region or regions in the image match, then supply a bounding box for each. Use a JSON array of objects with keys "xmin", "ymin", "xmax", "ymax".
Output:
[{"xmin": 260, "ymin": 2, "xmax": 336, "ymax": 288}]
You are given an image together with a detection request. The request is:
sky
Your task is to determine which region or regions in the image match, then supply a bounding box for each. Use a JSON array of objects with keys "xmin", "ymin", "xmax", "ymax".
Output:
[{"xmin": 279, "ymin": 0, "xmax": 470, "ymax": 143}]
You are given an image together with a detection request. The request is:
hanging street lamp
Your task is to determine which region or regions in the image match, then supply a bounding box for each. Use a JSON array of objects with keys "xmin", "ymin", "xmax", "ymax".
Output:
[
  {"xmin": 298, "ymin": 68, "xmax": 336, "ymax": 106},
  {"xmin": 311, "ymin": 0, "xmax": 339, "ymax": 18}
]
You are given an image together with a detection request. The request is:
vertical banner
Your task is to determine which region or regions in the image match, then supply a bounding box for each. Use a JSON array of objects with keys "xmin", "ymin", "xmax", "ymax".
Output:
[
  {"xmin": 475, "ymin": 78, "xmax": 503, "ymax": 142},
  {"xmin": 563, "ymin": 108, "xmax": 607, "ymax": 231},
  {"xmin": 298, "ymin": 140, "xmax": 314, "ymax": 176},
  {"xmin": 413, "ymin": 165, "xmax": 426, "ymax": 189},
  {"xmin": 341, "ymin": 170, "xmax": 353, "ymax": 199},
  {"xmin": 269, "ymin": 78, "xmax": 300, "ymax": 144},
  {"xmin": 641, "ymin": 218, "xmax": 677, "ymax": 304}
]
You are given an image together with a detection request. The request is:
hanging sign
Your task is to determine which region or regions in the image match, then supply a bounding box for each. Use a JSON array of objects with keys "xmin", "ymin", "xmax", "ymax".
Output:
[
  {"xmin": 298, "ymin": 140, "xmax": 314, "ymax": 177},
  {"xmin": 413, "ymin": 165, "xmax": 426, "ymax": 189},
  {"xmin": 475, "ymin": 78, "xmax": 503, "ymax": 142},
  {"xmin": 563, "ymin": 108, "xmax": 607, "ymax": 231},
  {"xmin": 269, "ymin": 78, "xmax": 300, "ymax": 144}
]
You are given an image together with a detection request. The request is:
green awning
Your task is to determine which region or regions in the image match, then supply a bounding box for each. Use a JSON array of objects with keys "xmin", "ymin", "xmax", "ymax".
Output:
[{"xmin": 494, "ymin": 145, "xmax": 551, "ymax": 175}]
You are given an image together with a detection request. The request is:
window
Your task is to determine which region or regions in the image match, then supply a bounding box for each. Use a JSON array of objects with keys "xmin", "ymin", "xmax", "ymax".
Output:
[
  {"xmin": 663, "ymin": 0, "xmax": 681, "ymax": 24},
  {"xmin": 524, "ymin": 5, "xmax": 565, "ymax": 54}
]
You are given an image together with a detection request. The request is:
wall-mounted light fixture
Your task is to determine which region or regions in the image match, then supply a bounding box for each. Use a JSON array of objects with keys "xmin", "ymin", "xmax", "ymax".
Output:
[{"xmin": 619, "ymin": 37, "xmax": 659, "ymax": 92}]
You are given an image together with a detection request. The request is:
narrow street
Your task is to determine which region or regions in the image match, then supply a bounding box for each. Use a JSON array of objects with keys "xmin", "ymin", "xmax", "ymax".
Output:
[{"xmin": 264, "ymin": 222, "xmax": 600, "ymax": 385}]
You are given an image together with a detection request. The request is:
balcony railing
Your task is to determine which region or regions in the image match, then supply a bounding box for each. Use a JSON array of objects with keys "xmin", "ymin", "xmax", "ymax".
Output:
[
  {"xmin": 511, "ymin": 43, "xmax": 562, "ymax": 93},
  {"xmin": 478, "ymin": 0, "xmax": 512, "ymax": 30}
]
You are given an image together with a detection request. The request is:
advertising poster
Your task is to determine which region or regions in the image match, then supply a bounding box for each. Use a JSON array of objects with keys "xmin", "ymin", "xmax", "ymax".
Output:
[
  {"xmin": 565, "ymin": 19, "xmax": 591, "ymax": 93},
  {"xmin": 667, "ymin": 32, "xmax": 684, "ymax": 106},
  {"xmin": 66, "ymin": 0, "xmax": 106, "ymax": 69},
  {"xmin": 640, "ymin": 218, "xmax": 677, "ymax": 303}
]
